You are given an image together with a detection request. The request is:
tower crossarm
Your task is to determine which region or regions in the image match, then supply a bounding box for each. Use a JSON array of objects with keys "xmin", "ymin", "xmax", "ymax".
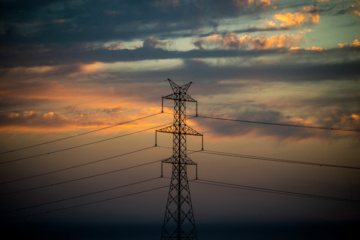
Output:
[
  {"xmin": 158, "ymin": 79, "xmax": 200, "ymax": 239},
  {"xmin": 156, "ymin": 125, "xmax": 202, "ymax": 136},
  {"xmin": 163, "ymin": 93, "xmax": 197, "ymax": 102},
  {"xmin": 162, "ymin": 156, "xmax": 197, "ymax": 165}
]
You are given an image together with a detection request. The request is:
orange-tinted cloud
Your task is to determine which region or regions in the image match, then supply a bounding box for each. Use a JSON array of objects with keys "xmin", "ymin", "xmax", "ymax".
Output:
[
  {"xmin": 247, "ymin": 0, "xmax": 271, "ymax": 7},
  {"xmin": 0, "ymin": 67, "xmax": 167, "ymax": 133},
  {"xmin": 309, "ymin": 46, "xmax": 326, "ymax": 51},
  {"xmin": 0, "ymin": 105, "xmax": 165, "ymax": 133},
  {"xmin": 68, "ymin": 62, "xmax": 105, "ymax": 77},
  {"xmin": 289, "ymin": 46, "xmax": 327, "ymax": 52},
  {"xmin": 143, "ymin": 36, "xmax": 172, "ymax": 50},
  {"xmin": 234, "ymin": 0, "xmax": 271, "ymax": 7},
  {"xmin": 336, "ymin": 113, "xmax": 360, "ymax": 130},
  {"xmin": 189, "ymin": 112, "xmax": 319, "ymax": 143},
  {"xmin": 352, "ymin": 0, "xmax": 360, "ymax": 16},
  {"xmin": 79, "ymin": 62, "xmax": 103, "ymax": 74},
  {"xmin": 351, "ymin": 114, "xmax": 360, "ymax": 120},
  {"xmin": 194, "ymin": 33, "xmax": 302, "ymax": 50},
  {"xmin": 353, "ymin": 9, "xmax": 360, "ymax": 16},
  {"xmin": 273, "ymin": 5, "xmax": 319, "ymax": 27},
  {"xmin": 265, "ymin": 20, "xmax": 276, "ymax": 27},
  {"xmin": 0, "ymin": 79, "xmax": 102, "ymax": 101},
  {"xmin": 338, "ymin": 39, "xmax": 360, "ymax": 48}
]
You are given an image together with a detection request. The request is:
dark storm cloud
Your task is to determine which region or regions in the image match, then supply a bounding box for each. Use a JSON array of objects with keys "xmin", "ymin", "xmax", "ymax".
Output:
[
  {"xmin": 0, "ymin": 0, "xmax": 271, "ymax": 45},
  {"xmin": 0, "ymin": 0, "xmax": 359, "ymax": 138},
  {"xmin": 0, "ymin": 43, "xmax": 284, "ymax": 67},
  {"xmin": 1, "ymin": 36, "xmax": 360, "ymax": 84},
  {"xmin": 0, "ymin": 0, "xmax": 281, "ymax": 68},
  {"xmin": 128, "ymin": 56, "xmax": 360, "ymax": 84}
]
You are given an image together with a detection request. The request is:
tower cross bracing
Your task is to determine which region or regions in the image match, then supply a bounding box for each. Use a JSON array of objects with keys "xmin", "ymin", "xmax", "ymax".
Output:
[{"xmin": 156, "ymin": 79, "xmax": 202, "ymax": 240}]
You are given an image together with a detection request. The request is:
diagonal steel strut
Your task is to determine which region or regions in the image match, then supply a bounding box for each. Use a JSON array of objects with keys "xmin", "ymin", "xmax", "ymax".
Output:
[{"xmin": 157, "ymin": 79, "xmax": 202, "ymax": 240}]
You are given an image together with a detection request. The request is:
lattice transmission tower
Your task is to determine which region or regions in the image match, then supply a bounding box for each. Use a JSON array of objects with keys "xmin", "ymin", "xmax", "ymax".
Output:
[{"xmin": 155, "ymin": 79, "xmax": 203, "ymax": 239}]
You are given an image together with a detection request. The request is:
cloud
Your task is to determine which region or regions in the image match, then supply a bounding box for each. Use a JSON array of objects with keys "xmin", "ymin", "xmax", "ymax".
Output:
[
  {"xmin": 0, "ymin": 103, "xmax": 161, "ymax": 133},
  {"xmin": 0, "ymin": 0, "xmax": 273, "ymax": 49},
  {"xmin": 289, "ymin": 46, "xmax": 327, "ymax": 52},
  {"xmin": 338, "ymin": 39, "xmax": 360, "ymax": 48},
  {"xmin": 0, "ymin": 0, "xmax": 358, "ymax": 139},
  {"xmin": 188, "ymin": 86, "xmax": 360, "ymax": 141},
  {"xmin": 249, "ymin": 0, "xmax": 271, "ymax": 7},
  {"xmin": 235, "ymin": 0, "xmax": 271, "ymax": 7},
  {"xmin": 150, "ymin": 0, "xmax": 180, "ymax": 8},
  {"xmin": 0, "ymin": 41, "xmax": 285, "ymax": 68},
  {"xmin": 0, "ymin": 110, "xmax": 72, "ymax": 132},
  {"xmin": 0, "ymin": 109, "xmax": 106, "ymax": 132},
  {"xmin": 191, "ymin": 108, "xmax": 322, "ymax": 142},
  {"xmin": 129, "ymin": 56, "xmax": 360, "ymax": 85},
  {"xmin": 142, "ymin": 36, "xmax": 172, "ymax": 50},
  {"xmin": 193, "ymin": 32, "xmax": 302, "ymax": 50},
  {"xmin": 273, "ymin": 5, "xmax": 320, "ymax": 27},
  {"xmin": 351, "ymin": 0, "xmax": 360, "ymax": 16},
  {"xmin": 197, "ymin": 107, "xmax": 360, "ymax": 142},
  {"xmin": 335, "ymin": 1, "xmax": 360, "ymax": 17}
]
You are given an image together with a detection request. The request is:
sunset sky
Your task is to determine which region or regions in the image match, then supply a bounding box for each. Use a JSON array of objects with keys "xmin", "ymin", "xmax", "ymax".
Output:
[{"xmin": 1, "ymin": 0, "xmax": 359, "ymax": 239}]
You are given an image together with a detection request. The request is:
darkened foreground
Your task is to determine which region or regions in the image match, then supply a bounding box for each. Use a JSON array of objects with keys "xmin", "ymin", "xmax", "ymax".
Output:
[{"xmin": 2, "ymin": 220, "xmax": 359, "ymax": 240}]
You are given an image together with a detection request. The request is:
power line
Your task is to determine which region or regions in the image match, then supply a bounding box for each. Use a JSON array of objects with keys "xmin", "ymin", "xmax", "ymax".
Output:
[
  {"xmin": 0, "ymin": 113, "xmax": 161, "ymax": 155},
  {"xmin": 0, "ymin": 160, "xmax": 161, "ymax": 196},
  {"xmin": 158, "ymin": 79, "xmax": 201, "ymax": 239},
  {"xmin": 6, "ymin": 182, "xmax": 169, "ymax": 221},
  {"xmin": 0, "ymin": 122, "xmax": 170, "ymax": 165},
  {"xmin": 2, "ymin": 177, "xmax": 161, "ymax": 215},
  {"xmin": 1, "ymin": 146, "xmax": 155, "ymax": 185},
  {"xmin": 197, "ymin": 115, "xmax": 360, "ymax": 132},
  {"xmin": 197, "ymin": 149, "xmax": 360, "ymax": 170},
  {"xmin": 247, "ymin": 86, "xmax": 360, "ymax": 94},
  {"xmin": 57, "ymin": 94, "xmax": 114, "ymax": 111},
  {"xmin": 157, "ymin": 146, "xmax": 360, "ymax": 170},
  {"xmin": 193, "ymin": 179, "xmax": 360, "ymax": 203},
  {"xmin": 3, "ymin": 149, "xmax": 203, "ymax": 195}
]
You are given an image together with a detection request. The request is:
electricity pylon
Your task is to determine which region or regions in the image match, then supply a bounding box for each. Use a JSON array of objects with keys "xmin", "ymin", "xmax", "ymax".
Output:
[{"xmin": 156, "ymin": 78, "xmax": 203, "ymax": 239}]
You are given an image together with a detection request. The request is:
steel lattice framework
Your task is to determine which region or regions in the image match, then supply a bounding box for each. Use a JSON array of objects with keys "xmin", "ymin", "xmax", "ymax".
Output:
[{"xmin": 156, "ymin": 79, "xmax": 202, "ymax": 240}]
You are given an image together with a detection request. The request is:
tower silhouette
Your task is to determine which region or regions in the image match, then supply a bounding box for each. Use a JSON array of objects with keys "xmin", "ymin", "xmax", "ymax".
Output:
[{"xmin": 156, "ymin": 79, "xmax": 202, "ymax": 239}]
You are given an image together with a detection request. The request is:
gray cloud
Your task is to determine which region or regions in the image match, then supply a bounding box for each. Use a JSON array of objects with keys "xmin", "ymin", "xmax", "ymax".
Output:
[
  {"xmin": 0, "ymin": 0, "xmax": 359, "ymax": 139},
  {"xmin": 192, "ymin": 108, "xmax": 320, "ymax": 141},
  {"xmin": 0, "ymin": 0, "xmax": 272, "ymax": 45},
  {"xmin": 127, "ymin": 56, "xmax": 360, "ymax": 84}
]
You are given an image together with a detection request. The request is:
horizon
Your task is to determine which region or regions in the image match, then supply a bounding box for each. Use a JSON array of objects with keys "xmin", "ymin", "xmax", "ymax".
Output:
[{"xmin": 1, "ymin": 0, "xmax": 359, "ymax": 239}]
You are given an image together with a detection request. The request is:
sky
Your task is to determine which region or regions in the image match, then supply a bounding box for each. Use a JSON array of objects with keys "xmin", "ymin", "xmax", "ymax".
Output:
[{"xmin": 0, "ymin": 0, "xmax": 360, "ymax": 239}]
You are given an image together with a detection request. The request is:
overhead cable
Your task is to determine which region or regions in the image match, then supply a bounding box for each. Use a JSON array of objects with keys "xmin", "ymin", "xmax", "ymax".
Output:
[
  {"xmin": 0, "ymin": 112, "xmax": 161, "ymax": 155},
  {"xmin": 197, "ymin": 115, "xmax": 360, "ymax": 132},
  {"xmin": 0, "ymin": 160, "xmax": 161, "ymax": 196},
  {"xmin": 7, "ymin": 183, "xmax": 169, "ymax": 221},
  {"xmin": 197, "ymin": 149, "xmax": 360, "ymax": 170},
  {"xmin": 0, "ymin": 122, "xmax": 170, "ymax": 165},
  {"xmin": 194, "ymin": 179, "xmax": 360, "ymax": 203},
  {"xmin": 157, "ymin": 146, "xmax": 359, "ymax": 170},
  {"xmin": 1, "ymin": 146, "xmax": 155, "ymax": 185},
  {"xmin": 2, "ymin": 177, "xmax": 161, "ymax": 215}
]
